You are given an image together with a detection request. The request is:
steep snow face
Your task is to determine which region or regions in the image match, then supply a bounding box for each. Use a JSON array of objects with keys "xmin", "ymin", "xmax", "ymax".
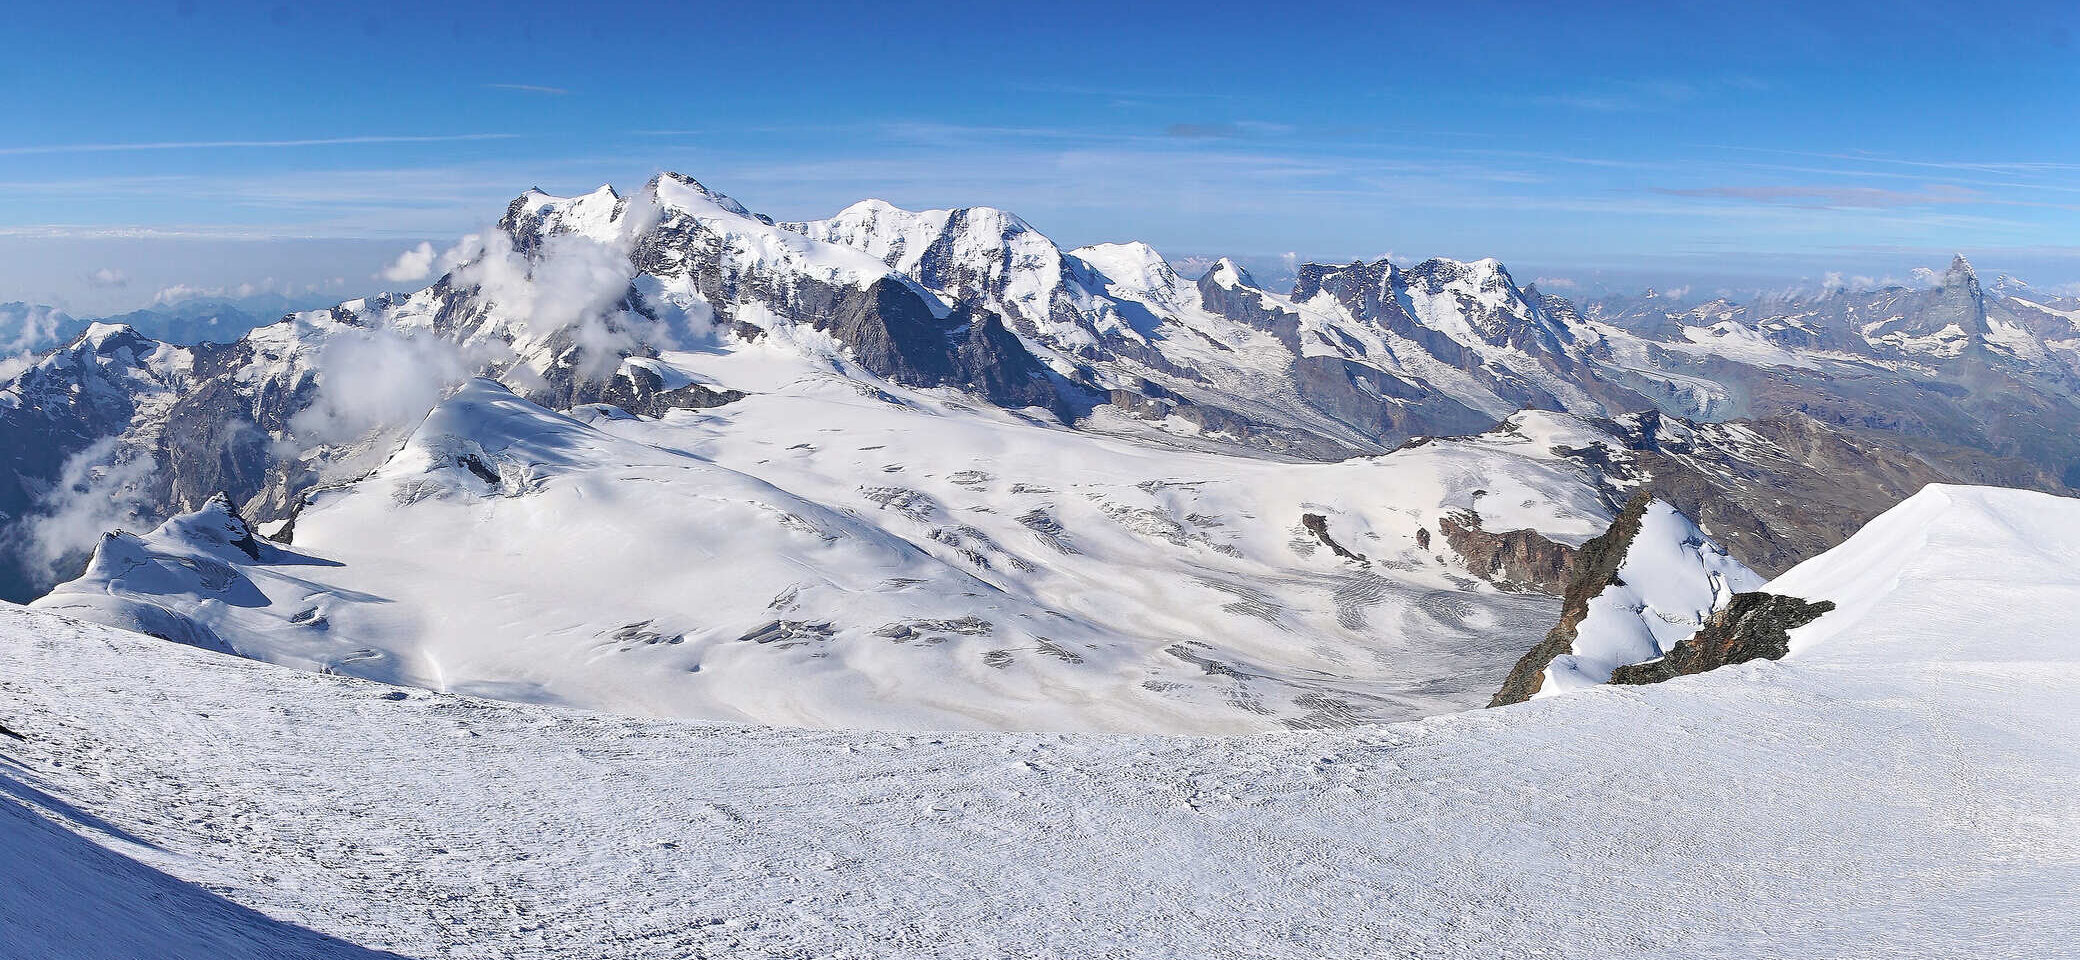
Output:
[
  {"xmin": 7, "ymin": 487, "xmax": 2080, "ymax": 959},
  {"xmin": 1288, "ymin": 257, "xmax": 1625, "ymax": 421},
  {"xmin": 785, "ymin": 198, "xmax": 1635, "ymax": 450},
  {"xmin": 1770, "ymin": 484, "xmax": 2080, "ymax": 666},
  {"xmin": 781, "ymin": 200, "xmax": 1075, "ymax": 341},
  {"xmin": 646, "ymin": 175, "xmax": 901, "ymax": 291},
  {"xmin": 1538, "ymin": 501, "xmax": 1763, "ymax": 697},
  {"xmin": 1399, "ymin": 258, "xmax": 1570, "ymax": 352},
  {"xmin": 0, "ymin": 743, "xmax": 395, "ymax": 960},
  {"xmin": 36, "ymin": 353, "xmax": 1627, "ymax": 733}
]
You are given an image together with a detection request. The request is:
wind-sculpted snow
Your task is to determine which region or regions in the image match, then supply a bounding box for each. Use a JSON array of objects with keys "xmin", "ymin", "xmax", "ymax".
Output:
[
  {"xmin": 38, "ymin": 345, "xmax": 1624, "ymax": 733},
  {"xmin": 4, "ymin": 486, "xmax": 2078, "ymax": 956},
  {"xmin": 1771, "ymin": 484, "xmax": 2080, "ymax": 665}
]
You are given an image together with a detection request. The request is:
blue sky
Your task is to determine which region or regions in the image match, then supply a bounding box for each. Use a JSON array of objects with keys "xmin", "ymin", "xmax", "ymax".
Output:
[{"xmin": 7, "ymin": 0, "xmax": 2080, "ymax": 312}]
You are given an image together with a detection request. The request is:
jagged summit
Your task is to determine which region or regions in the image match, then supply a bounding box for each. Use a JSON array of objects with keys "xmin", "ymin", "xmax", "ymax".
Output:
[
  {"xmin": 1202, "ymin": 256, "xmax": 1255, "ymax": 288},
  {"xmin": 8, "ymin": 170, "xmax": 2080, "ymax": 614},
  {"xmin": 647, "ymin": 171, "xmax": 753, "ymax": 216}
]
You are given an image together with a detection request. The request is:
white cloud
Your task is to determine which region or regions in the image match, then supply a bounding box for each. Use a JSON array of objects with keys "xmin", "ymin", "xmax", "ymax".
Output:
[
  {"xmin": 0, "ymin": 303, "xmax": 69, "ymax": 382},
  {"xmin": 289, "ymin": 328, "xmax": 505, "ymax": 446},
  {"xmin": 1, "ymin": 303, "xmax": 65, "ymax": 353},
  {"xmin": 1532, "ymin": 275, "xmax": 1579, "ymax": 290},
  {"xmin": 89, "ymin": 267, "xmax": 128, "ymax": 288},
  {"xmin": 152, "ymin": 281, "xmax": 262, "ymax": 305},
  {"xmin": 379, "ymin": 242, "xmax": 438, "ymax": 283},
  {"xmin": 22, "ymin": 437, "xmax": 158, "ymax": 584},
  {"xmin": 149, "ymin": 277, "xmax": 312, "ymax": 306},
  {"xmin": 452, "ymin": 205, "xmax": 669, "ymax": 380}
]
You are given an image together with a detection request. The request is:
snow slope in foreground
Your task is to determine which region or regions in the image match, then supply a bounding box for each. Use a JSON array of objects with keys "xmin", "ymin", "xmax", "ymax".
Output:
[{"xmin": 3, "ymin": 485, "xmax": 2078, "ymax": 958}]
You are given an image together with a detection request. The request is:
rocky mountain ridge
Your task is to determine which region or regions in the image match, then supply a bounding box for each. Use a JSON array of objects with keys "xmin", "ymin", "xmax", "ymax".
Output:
[{"xmin": 2, "ymin": 173, "xmax": 2075, "ymax": 608}]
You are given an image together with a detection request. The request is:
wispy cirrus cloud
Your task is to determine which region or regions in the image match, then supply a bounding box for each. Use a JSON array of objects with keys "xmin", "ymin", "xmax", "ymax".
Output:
[
  {"xmin": 485, "ymin": 83, "xmax": 569, "ymax": 95},
  {"xmin": 1537, "ymin": 76, "xmax": 1766, "ymax": 113},
  {"xmin": 1708, "ymin": 145, "xmax": 2080, "ymax": 176},
  {"xmin": 1164, "ymin": 121, "xmax": 1297, "ymax": 140},
  {"xmin": 0, "ymin": 134, "xmax": 520, "ymax": 157},
  {"xmin": 1654, "ymin": 184, "xmax": 1984, "ymax": 208}
]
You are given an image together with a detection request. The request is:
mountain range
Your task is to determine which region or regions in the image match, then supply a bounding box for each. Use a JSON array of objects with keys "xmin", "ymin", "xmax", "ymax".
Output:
[
  {"xmin": 5, "ymin": 173, "xmax": 2080, "ymax": 729},
  {"xmin": 7, "ymin": 171, "xmax": 2080, "ymax": 955}
]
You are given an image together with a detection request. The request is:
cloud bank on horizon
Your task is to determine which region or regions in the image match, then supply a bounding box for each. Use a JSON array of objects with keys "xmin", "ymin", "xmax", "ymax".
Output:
[{"xmin": 4, "ymin": 0, "xmax": 2079, "ymax": 312}]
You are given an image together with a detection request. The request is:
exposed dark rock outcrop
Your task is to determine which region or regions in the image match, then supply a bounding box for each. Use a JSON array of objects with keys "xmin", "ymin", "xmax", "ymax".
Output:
[
  {"xmin": 597, "ymin": 363, "xmax": 744, "ymax": 418},
  {"xmin": 1564, "ymin": 409, "xmax": 1974, "ymax": 577},
  {"xmin": 1100, "ymin": 383, "xmax": 1352, "ymax": 459},
  {"xmin": 201, "ymin": 493, "xmax": 264, "ymax": 561},
  {"xmin": 1609, "ymin": 593, "xmax": 1833, "ymax": 685},
  {"xmin": 1438, "ymin": 508, "xmax": 1580, "ymax": 594},
  {"xmin": 1291, "ymin": 354, "xmax": 1495, "ymax": 447},
  {"xmin": 1488, "ymin": 493, "xmax": 1653, "ymax": 707},
  {"xmin": 1196, "ymin": 264, "xmax": 1303, "ymax": 355},
  {"xmin": 812, "ymin": 282, "xmax": 1069, "ymax": 420},
  {"xmin": 951, "ymin": 308, "xmax": 1069, "ymax": 417},
  {"xmin": 1299, "ymin": 513, "xmax": 1365, "ymax": 563}
]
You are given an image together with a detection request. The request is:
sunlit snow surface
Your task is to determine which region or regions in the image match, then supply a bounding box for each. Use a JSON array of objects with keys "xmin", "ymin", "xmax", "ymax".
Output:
[
  {"xmin": 1538, "ymin": 501, "xmax": 1763, "ymax": 696},
  {"xmin": 4, "ymin": 485, "xmax": 2078, "ymax": 957},
  {"xmin": 35, "ymin": 340, "xmax": 1620, "ymax": 733}
]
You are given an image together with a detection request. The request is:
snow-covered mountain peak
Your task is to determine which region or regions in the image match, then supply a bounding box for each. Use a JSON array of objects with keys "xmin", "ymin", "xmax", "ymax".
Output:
[
  {"xmin": 1070, "ymin": 241, "xmax": 1183, "ymax": 296},
  {"xmin": 1400, "ymin": 256, "xmax": 1581, "ymax": 352},
  {"xmin": 1769, "ymin": 484, "xmax": 2080, "ymax": 664},
  {"xmin": 625, "ymin": 177, "xmax": 906, "ymax": 293},
  {"xmin": 1201, "ymin": 256, "xmax": 1256, "ymax": 290},
  {"xmin": 1409, "ymin": 255, "xmax": 1510, "ymax": 284},
  {"xmin": 646, "ymin": 171, "xmax": 753, "ymax": 217},
  {"xmin": 1943, "ymin": 252, "xmax": 1979, "ymax": 288},
  {"xmin": 378, "ymin": 377, "xmax": 622, "ymax": 494},
  {"xmin": 783, "ymin": 199, "xmax": 1058, "ymax": 302},
  {"xmin": 75, "ymin": 320, "xmax": 165, "ymax": 356},
  {"xmin": 1990, "ymin": 272, "xmax": 2033, "ymax": 296},
  {"xmin": 155, "ymin": 493, "xmax": 265, "ymax": 560},
  {"xmin": 781, "ymin": 200, "xmax": 956, "ymax": 273},
  {"xmin": 505, "ymin": 184, "xmax": 629, "ymax": 245}
]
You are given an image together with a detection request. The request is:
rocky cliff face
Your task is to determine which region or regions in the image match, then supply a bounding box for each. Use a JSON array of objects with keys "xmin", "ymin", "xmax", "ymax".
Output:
[
  {"xmin": 8, "ymin": 173, "xmax": 2080, "ymax": 614},
  {"xmin": 1608, "ymin": 592, "xmax": 1834, "ymax": 685},
  {"xmin": 1488, "ymin": 494, "xmax": 1652, "ymax": 707},
  {"xmin": 1543, "ymin": 409, "xmax": 1981, "ymax": 578},
  {"xmin": 1436, "ymin": 508, "xmax": 1579, "ymax": 594}
]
